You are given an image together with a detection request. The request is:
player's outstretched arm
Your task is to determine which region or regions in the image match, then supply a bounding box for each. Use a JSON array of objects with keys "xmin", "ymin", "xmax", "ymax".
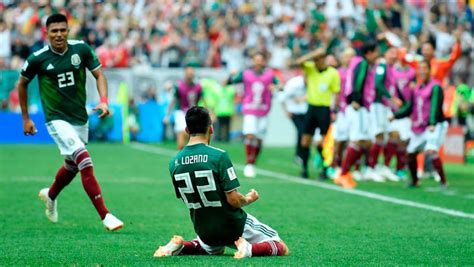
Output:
[
  {"xmin": 226, "ymin": 189, "xmax": 259, "ymax": 208},
  {"xmin": 91, "ymin": 68, "xmax": 110, "ymax": 118},
  {"xmin": 18, "ymin": 76, "xmax": 37, "ymax": 136}
]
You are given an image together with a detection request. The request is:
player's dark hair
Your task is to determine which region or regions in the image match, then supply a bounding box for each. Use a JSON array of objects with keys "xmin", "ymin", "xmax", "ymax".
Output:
[
  {"xmin": 252, "ymin": 51, "xmax": 267, "ymax": 60},
  {"xmin": 46, "ymin": 14, "xmax": 68, "ymax": 28},
  {"xmin": 423, "ymin": 35, "xmax": 437, "ymax": 50},
  {"xmin": 361, "ymin": 40, "xmax": 378, "ymax": 56},
  {"xmin": 185, "ymin": 106, "xmax": 212, "ymax": 135}
]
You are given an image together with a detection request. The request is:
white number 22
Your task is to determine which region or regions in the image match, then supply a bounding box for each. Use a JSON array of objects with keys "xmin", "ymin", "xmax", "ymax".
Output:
[
  {"xmin": 174, "ymin": 170, "xmax": 222, "ymax": 209},
  {"xmin": 58, "ymin": 72, "xmax": 75, "ymax": 88}
]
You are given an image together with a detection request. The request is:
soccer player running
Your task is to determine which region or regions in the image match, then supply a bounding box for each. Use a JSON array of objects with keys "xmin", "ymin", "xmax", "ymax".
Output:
[
  {"xmin": 227, "ymin": 52, "xmax": 279, "ymax": 178},
  {"xmin": 164, "ymin": 67, "xmax": 203, "ymax": 150},
  {"xmin": 154, "ymin": 106, "xmax": 289, "ymax": 258},
  {"xmin": 293, "ymin": 48, "xmax": 341, "ymax": 179},
  {"xmin": 17, "ymin": 14, "xmax": 123, "ymax": 230},
  {"xmin": 391, "ymin": 61, "xmax": 448, "ymax": 187}
]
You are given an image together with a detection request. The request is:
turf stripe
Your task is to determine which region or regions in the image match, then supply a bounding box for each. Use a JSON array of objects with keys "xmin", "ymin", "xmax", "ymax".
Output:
[{"xmin": 130, "ymin": 143, "xmax": 474, "ymax": 220}]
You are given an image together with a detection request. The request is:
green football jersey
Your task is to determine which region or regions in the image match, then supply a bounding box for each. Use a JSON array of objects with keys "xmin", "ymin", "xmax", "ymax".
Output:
[
  {"xmin": 169, "ymin": 143, "xmax": 247, "ymax": 246},
  {"xmin": 20, "ymin": 40, "xmax": 101, "ymax": 125}
]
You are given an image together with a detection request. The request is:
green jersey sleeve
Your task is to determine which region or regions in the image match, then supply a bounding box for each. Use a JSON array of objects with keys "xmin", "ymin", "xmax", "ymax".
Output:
[
  {"xmin": 272, "ymin": 75, "xmax": 280, "ymax": 85},
  {"xmin": 82, "ymin": 43, "xmax": 101, "ymax": 71},
  {"xmin": 20, "ymin": 54, "xmax": 38, "ymax": 81},
  {"xmin": 375, "ymin": 63, "xmax": 392, "ymax": 100},
  {"xmin": 229, "ymin": 71, "xmax": 244, "ymax": 84},
  {"xmin": 218, "ymin": 152, "xmax": 240, "ymax": 192}
]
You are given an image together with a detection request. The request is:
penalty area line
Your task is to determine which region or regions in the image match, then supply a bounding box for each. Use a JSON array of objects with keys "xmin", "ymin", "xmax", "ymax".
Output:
[{"xmin": 130, "ymin": 143, "xmax": 474, "ymax": 220}]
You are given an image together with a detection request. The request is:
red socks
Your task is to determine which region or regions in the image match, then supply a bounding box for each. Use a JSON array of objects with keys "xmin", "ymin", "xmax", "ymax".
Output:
[
  {"xmin": 367, "ymin": 142, "xmax": 383, "ymax": 168},
  {"xmin": 431, "ymin": 155, "xmax": 447, "ymax": 185},
  {"xmin": 48, "ymin": 159, "xmax": 78, "ymax": 200},
  {"xmin": 251, "ymin": 241, "xmax": 286, "ymax": 256},
  {"xmin": 180, "ymin": 240, "xmax": 208, "ymax": 255},
  {"xmin": 341, "ymin": 144, "xmax": 362, "ymax": 175},
  {"xmin": 384, "ymin": 141, "xmax": 398, "ymax": 166},
  {"xmin": 396, "ymin": 146, "xmax": 407, "ymax": 171},
  {"xmin": 73, "ymin": 147, "xmax": 109, "ymax": 220},
  {"xmin": 245, "ymin": 138, "xmax": 260, "ymax": 164}
]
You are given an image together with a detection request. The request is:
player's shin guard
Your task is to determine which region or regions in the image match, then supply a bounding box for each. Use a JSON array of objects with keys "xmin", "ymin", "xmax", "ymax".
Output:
[
  {"xmin": 251, "ymin": 241, "xmax": 287, "ymax": 256},
  {"xmin": 384, "ymin": 140, "xmax": 398, "ymax": 167},
  {"xmin": 48, "ymin": 159, "xmax": 78, "ymax": 200},
  {"xmin": 431, "ymin": 155, "xmax": 447, "ymax": 185},
  {"xmin": 179, "ymin": 240, "xmax": 208, "ymax": 255},
  {"xmin": 408, "ymin": 153, "xmax": 418, "ymax": 186},
  {"xmin": 341, "ymin": 143, "xmax": 362, "ymax": 175},
  {"xmin": 73, "ymin": 147, "xmax": 109, "ymax": 219},
  {"xmin": 367, "ymin": 141, "xmax": 383, "ymax": 168}
]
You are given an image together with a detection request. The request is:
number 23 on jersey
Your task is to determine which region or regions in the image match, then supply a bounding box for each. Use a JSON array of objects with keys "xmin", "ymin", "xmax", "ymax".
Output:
[{"xmin": 58, "ymin": 71, "xmax": 75, "ymax": 88}]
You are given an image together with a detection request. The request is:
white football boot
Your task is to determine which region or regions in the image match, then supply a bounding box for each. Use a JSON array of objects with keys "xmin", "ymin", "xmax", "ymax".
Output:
[
  {"xmin": 234, "ymin": 237, "xmax": 252, "ymax": 259},
  {"xmin": 365, "ymin": 167, "xmax": 386, "ymax": 182},
  {"xmin": 243, "ymin": 164, "xmax": 256, "ymax": 178},
  {"xmin": 102, "ymin": 213, "xmax": 124, "ymax": 231},
  {"xmin": 38, "ymin": 188, "xmax": 58, "ymax": 223},
  {"xmin": 154, "ymin": 235, "xmax": 185, "ymax": 257},
  {"xmin": 352, "ymin": 170, "xmax": 364, "ymax": 181},
  {"xmin": 376, "ymin": 165, "xmax": 400, "ymax": 182}
]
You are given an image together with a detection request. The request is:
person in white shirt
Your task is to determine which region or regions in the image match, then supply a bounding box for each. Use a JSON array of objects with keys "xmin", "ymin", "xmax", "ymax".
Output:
[{"xmin": 279, "ymin": 75, "xmax": 308, "ymax": 164}]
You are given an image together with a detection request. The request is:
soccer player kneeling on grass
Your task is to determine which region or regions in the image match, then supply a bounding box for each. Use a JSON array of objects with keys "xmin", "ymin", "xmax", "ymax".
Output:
[
  {"xmin": 154, "ymin": 106, "xmax": 289, "ymax": 259},
  {"xmin": 391, "ymin": 61, "xmax": 448, "ymax": 187},
  {"xmin": 17, "ymin": 14, "xmax": 123, "ymax": 231}
]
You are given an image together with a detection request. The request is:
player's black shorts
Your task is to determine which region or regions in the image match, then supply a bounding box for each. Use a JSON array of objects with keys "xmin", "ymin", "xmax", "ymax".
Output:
[{"xmin": 303, "ymin": 105, "xmax": 331, "ymax": 135}]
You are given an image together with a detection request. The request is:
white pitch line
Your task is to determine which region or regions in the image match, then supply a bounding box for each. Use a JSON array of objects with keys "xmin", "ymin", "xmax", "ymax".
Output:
[{"xmin": 130, "ymin": 143, "xmax": 474, "ymax": 219}]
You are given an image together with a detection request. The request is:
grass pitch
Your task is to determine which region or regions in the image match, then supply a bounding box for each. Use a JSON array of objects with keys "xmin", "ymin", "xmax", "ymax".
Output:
[{"xmin": 0, "ymin": 142, "xmax": 473, "ymax": 266}]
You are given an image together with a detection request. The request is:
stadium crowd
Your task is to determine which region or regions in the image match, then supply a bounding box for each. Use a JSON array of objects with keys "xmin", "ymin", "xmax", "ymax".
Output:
[
  {"xmin": 0, "ymin": 1, "xmax": 472, "ymax": 72},
  {"xmin": 1, "ymin": 1, "xmax": 474, "ymax": 187}
]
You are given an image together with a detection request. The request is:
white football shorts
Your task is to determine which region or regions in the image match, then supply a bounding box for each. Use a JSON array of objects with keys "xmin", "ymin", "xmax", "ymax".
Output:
[
  {"xmin": 407, "ymin": 121, "xmax": 448, "ymax": 153},
  {"xmin": 46, "ymin": 120, "xmax": 88, "ymax": 156},
  {"xmin": 346, "ymin": 106, "xmax": 371, "ymax": 141},
  {"xmin": 388, "ymin": 117, "xmax": 412, "ymax": 141},
  {"xmin": 242, "ymin": 115, "xmax": 268, "ymax": 139},
  {"xmin": 333, "ymin": 110, "xmax": 349, "ymax": 142}
]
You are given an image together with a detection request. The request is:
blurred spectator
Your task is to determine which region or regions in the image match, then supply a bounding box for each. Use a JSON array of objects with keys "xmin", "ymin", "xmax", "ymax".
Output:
[
  {"xmin": 0, "ymin": 0, "xmax": 472, "ymax": 92},
  {"xmin": 0, "ymin": 19, "xmax": 11, "ymax": 68},
  {"xmin": 200, "ymin": 78, "xmax": 236, "ymax": 142},
  {"xmin": 128, "ymin": 97, "xmax": 140, "ymax": 141}
]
